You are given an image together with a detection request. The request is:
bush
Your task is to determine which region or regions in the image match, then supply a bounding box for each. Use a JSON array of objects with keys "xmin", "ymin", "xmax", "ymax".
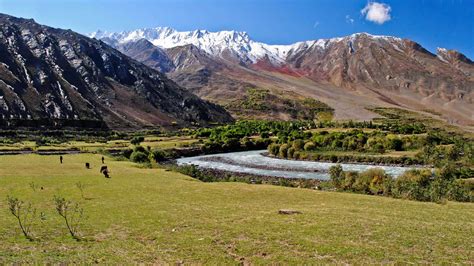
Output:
[
  {"xmin": 365, "ymin": 168, "xmax": 392, "ymax": 195},
  {"xmin": 131, "ymin": 136, "xmax": 145, "ymax": 145},
  {"xmin": 268, "ymin": 143, "xmax": 280, "ymax": 156},
  {"xmin": 392, "ymin": 169, "xmax": 432, "ymax": 201},
  {"xmin": 279, "ymin": 144, "xmax": 289, "ymax": 158},
  {"xmin": 343, "ymin": 171, "xmax": 358, "ymax": 190},
  {"xmin": 390, "ymin": 138, "xmax": 404, "ymax": 151},
  {"xmin": 121, "ymin": 148, "xmax": 133, "ymax": 159},
  {"xmin": 329, "ymin": 164, "xmax": 344, "ymax": 189},
  {"xmin": 447, "ymin": 179, "xmax": 473, "ymax": 202},
  {"xmin": 293, "ymin": 151, "xmax": 301, "ymax": 160},
  {"xmin": 287, "ymin": 147, "xmax": 295, "ymax": 159},
  {"xmin": 134, "ymin": 145, "xmax": 148, "ymax": 153},
  {"xmin": 352, "ymin": 172, "xmax": 372, "ymax": 193},
  {"xmin": 150, "ymin": 149, "xmax": 167, "ymax": 162},
  {"xmin": 292, "ymin": 139, "xmax": 305, "ymax": 151},
  {"xmin": 304, "ymin": 141, "xmax": 316, "ymax": 151},
  {"xmin": 130, "ymin": 151, "xmax": 149, "ymax": 163}
]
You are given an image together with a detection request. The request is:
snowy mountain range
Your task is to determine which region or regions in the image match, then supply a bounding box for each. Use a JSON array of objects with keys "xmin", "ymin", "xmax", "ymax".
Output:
[
  {"xmin": 91, "ymin": 27, "xmax": 474, "ymax": 128},
  {"xmin": 90, "ymin": 27, "xmax": 405, "ymax": 64}
]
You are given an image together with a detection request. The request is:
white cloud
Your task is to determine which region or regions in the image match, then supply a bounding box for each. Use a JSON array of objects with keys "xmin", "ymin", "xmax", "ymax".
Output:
[
  {"xmin": 313, "ymin": 21, "xmax": 320, "ymax": 28},
  {"xmin": 345, "ymin": 15, "xmax": 354, "ymax": 24},
  {"xmin": 361, "ymin": 2, "xmax": 392, "ymax": 25}
]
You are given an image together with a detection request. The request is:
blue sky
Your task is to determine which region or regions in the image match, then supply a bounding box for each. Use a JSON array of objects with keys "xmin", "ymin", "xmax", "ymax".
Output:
[{"xmin": 1, "ymin": 0, "xmax": 473, "ymax": 58}]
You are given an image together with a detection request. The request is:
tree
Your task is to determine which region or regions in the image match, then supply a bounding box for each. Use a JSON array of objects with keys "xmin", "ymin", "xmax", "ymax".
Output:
[
  {"xmin": 130, "ymin": 151, "xmax": 149, "ymax": 163},
  {"xmin": 390, "ymin": 138, "xmax": 404, "ymax": 151},
  {"xmin": 130, "ymin": 136, "xmax": 145, "ymax": 146},
  {"xmin": 54, "ymin": 196, "xmax": 85, "ymax": 241},
  {"xmin": 7, "ymin": 196, "xmax": 42, "ymax": 241},
  {"xmin": 150, "ymin": 149, "xmax": 167, "ymax": 162},
  {"xmin": 329, "ymin": 164, "xmax": 344, "ymax": 189}
]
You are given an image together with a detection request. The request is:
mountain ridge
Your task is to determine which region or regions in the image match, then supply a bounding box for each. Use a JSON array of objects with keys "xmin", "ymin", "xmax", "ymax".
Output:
[
  {"xmin": 90, "ymin": 27, "xmax": 472, "ymax": 65},
  {"xmin": 94, "ymin": 26, "xmax": 473, "ymax": 129},
  {"xmin": 0, "ymin": 14, "xmax": 233, "ymax": 129}
]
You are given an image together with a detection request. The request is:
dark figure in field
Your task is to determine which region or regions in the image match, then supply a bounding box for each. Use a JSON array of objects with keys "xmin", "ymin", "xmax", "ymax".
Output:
[
  {"xmin": 100, "ymin": 165, "xmax": 110, "ymax": 178},
  {"xmin": 85, "ymin": 162, "xmax": 90, "ymax": 169},
  {"xmin": 59, "ymin": 155, "xmax": 63, "ymax": 164},
  {"xmin": 101, "ymin": 156, "xmax": 105, "ymax": 164}
]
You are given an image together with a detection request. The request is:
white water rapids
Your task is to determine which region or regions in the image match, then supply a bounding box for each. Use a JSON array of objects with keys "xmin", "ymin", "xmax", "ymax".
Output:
[{"xmin": 177, "ymin": 150, "xmax": 421, "ymax": 180}]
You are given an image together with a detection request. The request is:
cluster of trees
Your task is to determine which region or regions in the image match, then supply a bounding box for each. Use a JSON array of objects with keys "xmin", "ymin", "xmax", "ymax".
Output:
[
  {"xmin": 329, "ymin": 165, "xmax": 473, "ymax": 202},
  {"xmin": 193, "ymin": 121, "xmax": 311, "ymax": 154},
  {"xmin": 274, "ymin": 129, "xmax": 426, "ymax": 154},
  {"xmin": 267, "ymin": 129, "xmax": 427, "ymax": 165},
  {"xmin": 267, "ymin": 127, "xmax": 473, "ymax": 168},
  {"xmin": 121, "ymin": 145, "xmax": 169, "ymax": 164}
]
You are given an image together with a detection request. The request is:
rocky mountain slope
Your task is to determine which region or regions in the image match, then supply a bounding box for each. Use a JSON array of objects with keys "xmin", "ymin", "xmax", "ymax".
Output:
[
  {"xmin": 94, "ymin": 28, "xmax": 474, "ymax": 128},
  {"xmin": 0, "ymin": 14, "xmax": 233, "ymax": 129}
]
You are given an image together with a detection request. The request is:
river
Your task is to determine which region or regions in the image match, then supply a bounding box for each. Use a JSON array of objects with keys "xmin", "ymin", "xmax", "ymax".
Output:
[{"xmin": 176, "ymin": 150, "xmax": 421, "ymax": 180}]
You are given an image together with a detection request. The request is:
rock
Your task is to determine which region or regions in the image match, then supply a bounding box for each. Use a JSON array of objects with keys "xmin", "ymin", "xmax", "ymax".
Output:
[{"xmin": 278, "ymin": 209, "xmax": 302, "ymax": 215}]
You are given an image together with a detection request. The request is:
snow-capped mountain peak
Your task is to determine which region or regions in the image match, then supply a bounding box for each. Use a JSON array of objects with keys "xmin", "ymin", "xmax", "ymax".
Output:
[{"xmin": 90, "ymin": 27, "xmax": 405, "ymax": 64}]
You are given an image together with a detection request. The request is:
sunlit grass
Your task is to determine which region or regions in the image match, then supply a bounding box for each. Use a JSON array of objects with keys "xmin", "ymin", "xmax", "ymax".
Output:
[{"xmin": 0, "ymin": 154, "xmax": 472, "ymax": 263}]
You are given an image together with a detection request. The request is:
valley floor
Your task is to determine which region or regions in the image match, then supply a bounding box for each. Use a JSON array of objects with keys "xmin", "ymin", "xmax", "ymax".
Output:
[{"xmin": 0, "ymin": 154, "xmax": 472, "ymax": 264}]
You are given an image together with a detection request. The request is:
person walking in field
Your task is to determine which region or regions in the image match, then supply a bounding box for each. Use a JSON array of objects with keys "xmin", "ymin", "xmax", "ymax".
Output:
[
  {"xmin": 102, "ymin": 156, "xmax": 105, "ymax": 164},
  {"xmin": 60, "ymin": 155, "xmax": 63, "ymax": 164}
]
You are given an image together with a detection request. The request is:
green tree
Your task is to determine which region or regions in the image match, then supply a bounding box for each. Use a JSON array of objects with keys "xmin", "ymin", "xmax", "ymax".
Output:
[
  {"xmin": 131, "ymin": 136, "xmax": 145, "ymax": 146},
  {"xmin": 329, "ymin": 164, "xmax": 344, "ymax": 189}
]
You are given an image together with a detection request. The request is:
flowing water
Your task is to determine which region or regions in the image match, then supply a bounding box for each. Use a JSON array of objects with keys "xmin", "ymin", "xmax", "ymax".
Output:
[{"xmin": 176, "ymin": 150, "xmax": 422, "ymax": 180}]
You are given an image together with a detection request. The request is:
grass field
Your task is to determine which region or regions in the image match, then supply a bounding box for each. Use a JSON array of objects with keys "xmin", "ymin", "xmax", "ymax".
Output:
[{"xmin": 0, "ymin": 154, "xmax": 473, "ymax": 263}]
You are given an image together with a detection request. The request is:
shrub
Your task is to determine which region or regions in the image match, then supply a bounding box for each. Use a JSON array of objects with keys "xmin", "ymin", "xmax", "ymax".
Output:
[
  {"xmin": 447, "ymin": 179, "xmax": 473, "ymax": 202},
  {"xmin": 130, "ymin": 136, "xmax": 145, "ymax": 145},
  {"xmin": 241, "ymin": 137, "xmax": 253, "ymax": 149},
  {"xmin": 130, "ymin": 151, "xmax": 149, "ymax": 163},
  {"xmin": 54, "ymin": 196, "xmax": 85, "ymax": 241},
  {"xmin": 390, "ymin": 138, "xmax": 404, "ymax": 151},
  {"xmin": 329, "ymin": 164, "xmax": 344, "ymax": 189},
  {"xmin": 352, "ymin": 169, "xmax": 390, "ymax": 194},
  {"xmin": 293, "ymin": 151, "xmax": 301, "ymax": 160},
  {"xmin": 150, "ymin": 149, "xmax": 167, "ymax": 162},
  {"xmin": 343, "ymin": 171, "xmax": 358, "ymax": 190},
  {"xmin": 121, "ymin": 148, "xmax": 133, "ymax": 159},
  {"xmin": 7, "ymin": 196, "xmax": 40, "ymax": 241},
  {"xmin": 268, "ymin": 143, "xmax": 280, "ymax": 156},
  {"xmin": 287, "ymin": 147, "xmax": 295, "ymax": 159},
  {"xmin": 279, "ymin": 144, "xmax": 289, "ymax": 158},
  {"xmin": 304, "ymin": 141, "xmax": 316, "ymax": 151},
  {"xmin": 365, "ymin": 169, "xmax": 393, "ymax": 195},
  {"xmin": 392, "ymin": 169, "xmax": 432, "ymax": 201},
  {"xmin": 134, "ymin": 145, "xmax": 148, "ymax": 153},
  {"xmin": 292, "ymin": 139, "xmax": 305, "ymax": 151}
]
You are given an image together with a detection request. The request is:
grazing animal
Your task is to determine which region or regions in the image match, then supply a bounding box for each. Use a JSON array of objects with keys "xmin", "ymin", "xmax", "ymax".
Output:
[
  {"xmin": 85, "ymin": 162, "xmax": 90, "ymax": 169},
  {"xmin": 100, "ymin": 165, "xmax": 110, "ymax": 178},
  {"xmin": 100, "ymin": 165, "xmax": 107, "ymax": 173}
]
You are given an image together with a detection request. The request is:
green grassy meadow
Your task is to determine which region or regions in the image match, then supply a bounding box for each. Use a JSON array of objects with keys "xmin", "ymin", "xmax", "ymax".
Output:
[{"xmin": 0, "ymin": 154, "xmax": 473, "ymax": 263}]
